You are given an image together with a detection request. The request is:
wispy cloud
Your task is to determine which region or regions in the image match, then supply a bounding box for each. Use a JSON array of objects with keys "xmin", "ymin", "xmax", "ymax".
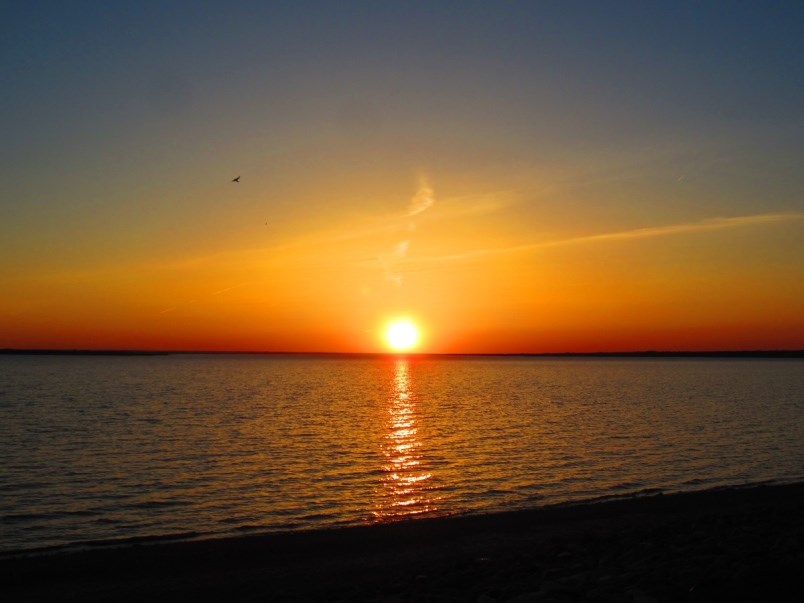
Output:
[
  {"xmin": 376, "ymin": 178, "xmax": 439, "ymax": 287},
  {"xmin": 377, "ymin": 253, "xmax": 402, "ymax": 287},
  {"xmin": 377, "ymin": 240, "xmax": 411, "ymax": 287},
  {"xmin": 412, "ymin": 212, "xmax": 804, "ymax": 266},
  {"xmin": 211, "ymin": 282, "xmax": 249, "ymax": 296},
  {"xmin": 244, "ymin": 188, "xmax": 512, "ymax": 260},
  {"xmin": 139, "ymin": 185, "xmax": 512, "ymax": 292},
  {"xmin": 408, "ymin": 177, "xmax": 435, "ymax": 216},
  {"xmin": 548, "ymin": 212, "xmax": 804, "ymax": 246}
]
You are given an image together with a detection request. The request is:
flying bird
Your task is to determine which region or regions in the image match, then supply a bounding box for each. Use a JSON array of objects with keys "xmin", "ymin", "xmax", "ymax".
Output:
[{"xmin": 231, "ymin": 176, "xmax": 240, "ymax": 183}]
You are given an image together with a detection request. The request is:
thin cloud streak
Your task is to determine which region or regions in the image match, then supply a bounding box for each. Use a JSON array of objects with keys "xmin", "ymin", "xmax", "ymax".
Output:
[
  {"xmin": 408, "ymin": 178, "xmax": 435, "ymax": 216},
  {"xmin": 553, "ymin": 212, "xmax": 804, "ymax": 245},
  {"xmin": 241, "ymin": 189, "xmax": 510, "ymax": 264},
  {"xmin": 211, "ymin": 282, "xmax": 249, "ymax": 296},
  {"xmin": 414, "ymin": 212, "xmax": 804, "ymax": 266},
  {"xmin": 376, "ymin": 177, "xmax": 438, "ymax": 287}
]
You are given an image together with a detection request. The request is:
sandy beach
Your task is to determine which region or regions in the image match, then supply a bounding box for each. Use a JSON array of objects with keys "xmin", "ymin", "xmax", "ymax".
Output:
[{"xmin": 3, "ymin": 482, "xmax": 803, "ymax": 602}]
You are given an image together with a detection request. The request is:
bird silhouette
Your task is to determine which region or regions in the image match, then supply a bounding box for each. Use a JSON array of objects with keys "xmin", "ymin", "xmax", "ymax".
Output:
[{"xmin": 231, "ymin": 176, "xmax": 240, "ymax": 183}]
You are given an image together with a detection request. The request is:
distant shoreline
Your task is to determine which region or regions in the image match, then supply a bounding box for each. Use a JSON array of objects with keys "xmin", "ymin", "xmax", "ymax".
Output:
[{"xmin": 1, "ymin": 348, "xmax": 802, "ymax": 358}]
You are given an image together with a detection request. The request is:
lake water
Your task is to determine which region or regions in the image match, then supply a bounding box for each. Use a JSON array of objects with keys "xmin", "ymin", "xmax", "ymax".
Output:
[{"xmin": 1, "ymin": 354, "xmax": 802, "ymax": 553}]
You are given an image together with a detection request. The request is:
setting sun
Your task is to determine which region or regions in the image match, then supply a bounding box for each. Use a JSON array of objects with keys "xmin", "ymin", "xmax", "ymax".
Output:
[{"xmin": 385, "ymin": 319, "xmax": 420, "ymax": 352}]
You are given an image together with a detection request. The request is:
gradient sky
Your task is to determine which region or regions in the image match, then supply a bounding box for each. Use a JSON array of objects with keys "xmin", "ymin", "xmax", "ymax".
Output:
[{"xmin": 2, "ymin": 1, "xmax": 803, "ymax": 353}]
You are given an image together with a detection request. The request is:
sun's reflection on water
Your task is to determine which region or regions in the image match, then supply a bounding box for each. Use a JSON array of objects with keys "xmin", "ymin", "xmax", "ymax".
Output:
[{"xmin": 374, "ymin": 359, "xmax": 437, "ymax": 521}]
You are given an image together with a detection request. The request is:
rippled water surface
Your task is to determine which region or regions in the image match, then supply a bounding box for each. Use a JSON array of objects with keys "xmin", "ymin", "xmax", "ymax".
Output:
[{"xmin": 1, "ymin": 354, "xmax": 802, "ymax": 552}]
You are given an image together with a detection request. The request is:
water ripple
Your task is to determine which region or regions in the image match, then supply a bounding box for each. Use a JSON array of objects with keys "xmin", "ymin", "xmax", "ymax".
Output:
[{"xmin": 1, "ymin": 355, "xmax": 802, "ymax": 552}]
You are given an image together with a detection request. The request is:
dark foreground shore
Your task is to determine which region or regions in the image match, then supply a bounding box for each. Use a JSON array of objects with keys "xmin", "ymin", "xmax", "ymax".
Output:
[{"xmin": 3, "ymin": 483, "xmax": 803, "ymax": 602}]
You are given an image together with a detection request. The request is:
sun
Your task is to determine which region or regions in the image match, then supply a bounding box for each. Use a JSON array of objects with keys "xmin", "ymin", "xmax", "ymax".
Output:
[{"xmin": 384, "ymin": 319, "xmax": 420, "ymax": 352}]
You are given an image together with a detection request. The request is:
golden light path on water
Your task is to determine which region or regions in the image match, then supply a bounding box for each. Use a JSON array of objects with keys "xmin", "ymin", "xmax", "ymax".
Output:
[
  {"xmin": 1, "ymin": 356, "xmax": 803, "ymax": 552},
  {"xmin": 374, "ymin": 359, "xmax": 438, "ymax": 520}
]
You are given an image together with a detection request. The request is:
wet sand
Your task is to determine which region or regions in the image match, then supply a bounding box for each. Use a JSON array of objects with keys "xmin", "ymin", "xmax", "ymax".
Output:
[{"xmin": 3, "ymin": 482, "xmax": 803, "ymax": 602}]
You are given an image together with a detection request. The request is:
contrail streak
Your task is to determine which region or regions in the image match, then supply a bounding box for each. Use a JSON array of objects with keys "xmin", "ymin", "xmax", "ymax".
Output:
[{"xmin": 413, "ymin": 212, "xmax": 804, "ymax": 265}]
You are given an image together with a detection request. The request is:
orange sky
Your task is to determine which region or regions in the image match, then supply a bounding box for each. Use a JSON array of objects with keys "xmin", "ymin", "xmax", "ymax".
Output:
[
  {"xmin": 3, "ymin": 175, "xmax": 802, "ymax": 352},
  {"xmin": 2, "ymin": 3, "xmax": 803, "ymax": 353}
]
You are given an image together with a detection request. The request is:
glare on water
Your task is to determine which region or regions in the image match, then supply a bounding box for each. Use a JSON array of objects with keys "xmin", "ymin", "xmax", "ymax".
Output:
[
  {"xmin": 375, "ymin": 359, "xmax": 437, "ymax": 520},
  {"xmin": 0, "ymin": 354, "xmax": 802, "ymax": 552}
]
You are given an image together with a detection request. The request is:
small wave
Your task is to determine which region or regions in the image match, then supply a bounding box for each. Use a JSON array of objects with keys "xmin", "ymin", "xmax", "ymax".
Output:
[
  {"xmin": 124, "ymin": 499, "xmax": 191, "ymax": 510},
  {"xmin": 295, "ymin": 512, "xmax": 334, "ymax": 522},
  {"xmin": 2, "ymin": 509, "xmax": 102, "ymax": 523},
  {"xmin": 609, "ymin": 480, "xmax": 648, "ymax": 491},
  {"xmin": 217, "ymin": 515, "xmax": 253, "ymax": 525},
  {"xmin": 482, "ymin": 488, "xmax": 512, "ymax": 497},
  {"xmin": 2, "ymin": 512, "xmax": 52, "ymax": 523},
  {"xmin": 680, "ymin": 477, "xmax": 712, "ymax": 487},
  {"xmin": 518, "ymin": 492, "xmax": 545, "ymax": 504},
  {"xmin": 563, "ymin": 487, "xmax": 667, "ymax": 507},
  {"xmin": 81, "ymin": 531, "xmax": 205, "ymax": 547},
  {"xmin": 1, "ymin": 481, "xmax": 50, "ymax": 492},
  {"xmin": 231, "ymin": 524, "xmax": 267, "ymax": 533}
]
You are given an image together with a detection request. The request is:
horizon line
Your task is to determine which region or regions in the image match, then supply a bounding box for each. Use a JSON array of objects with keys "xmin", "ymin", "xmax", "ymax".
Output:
[{"xmin": 1, "ymin": 348, "xmax": 802, "ymax": 358}]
